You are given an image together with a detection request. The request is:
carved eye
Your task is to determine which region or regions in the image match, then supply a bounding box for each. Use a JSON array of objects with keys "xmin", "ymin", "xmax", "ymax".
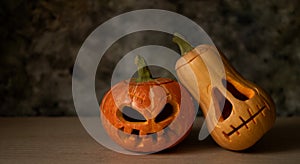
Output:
[
  {"xmin": 213, "ymin": 87, "xmax": 232, "ymax": 122},
  {"xmin": 121, "ymin": 106, "xmax": 147, "ymax": 122},
  {"xmin": 222, "ymin": 79, "xmax": 254, "ymax": 101},
  {"xmin": 155, "ymin": 103, "xmax": 175, "ymax": 123}
]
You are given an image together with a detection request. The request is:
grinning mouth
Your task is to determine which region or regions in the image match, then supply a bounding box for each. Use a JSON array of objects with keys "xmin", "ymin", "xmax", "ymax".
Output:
[
  {"xmin": 222, "ymin": 106, "xmax": 266, "ymax": 138},
  {"xmin": 117, "ymin": 126, "xmax": 178, "ymax": 149}
]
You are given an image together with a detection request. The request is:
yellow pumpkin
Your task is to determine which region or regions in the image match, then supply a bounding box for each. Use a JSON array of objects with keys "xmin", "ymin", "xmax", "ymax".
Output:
[{"xmin": 173, "ymin": 34, "xmax": 276, "ymax": 151}]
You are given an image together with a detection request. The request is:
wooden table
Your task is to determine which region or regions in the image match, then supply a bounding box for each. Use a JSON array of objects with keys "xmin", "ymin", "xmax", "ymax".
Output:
[{"xmin": 0, "ymin": 117, "xmax": 299, "ymax": 163}]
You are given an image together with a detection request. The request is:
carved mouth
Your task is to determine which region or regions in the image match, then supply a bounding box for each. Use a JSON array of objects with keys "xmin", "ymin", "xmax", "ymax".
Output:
[
  {"xmin": 117, "ymin": 126, "xmax": 178, "ymax": 149},
  {"xmin": 222, "ymin": 106, "xmax": 266, "ymax": 138}
]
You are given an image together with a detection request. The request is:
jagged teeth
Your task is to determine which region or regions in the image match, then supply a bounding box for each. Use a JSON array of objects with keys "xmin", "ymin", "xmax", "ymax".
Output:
[
  {"xmin": 118, "ymin": 128, "xmax": 130, "ymax": 140},
  {"xmin": 116, "ymin": 127, "xmax": 180, "ymax": 149}
]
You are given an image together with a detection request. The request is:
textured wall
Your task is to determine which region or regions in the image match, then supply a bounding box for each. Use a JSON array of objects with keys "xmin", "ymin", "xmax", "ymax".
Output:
[{"xmin": 0, "ymin": 0, "xmax": 299, "ymax": 116}]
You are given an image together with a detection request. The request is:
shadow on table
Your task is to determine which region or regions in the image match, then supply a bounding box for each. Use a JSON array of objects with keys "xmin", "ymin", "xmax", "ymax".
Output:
[
  {"xmin": 157, "ymin": 123, "xmax": 219, "ymax": 155},
  {"xmin": 246, "ymin": 117, "xmax": 300, "ymax": 154},
  {"xmin": 158, "ymin": 117, "xmax": 300, "ymax": 154}
]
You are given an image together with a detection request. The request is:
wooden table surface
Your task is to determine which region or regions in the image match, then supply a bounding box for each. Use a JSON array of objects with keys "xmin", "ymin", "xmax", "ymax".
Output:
[{"xmin": 0, "ymin": 117, "xmax": 299, "ymax": 164}]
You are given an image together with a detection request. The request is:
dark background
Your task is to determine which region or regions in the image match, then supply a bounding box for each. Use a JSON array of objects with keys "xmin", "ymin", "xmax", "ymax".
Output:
[{"xmin": 0, "ymin": 0, "xmax": 299, "ymax": 116}]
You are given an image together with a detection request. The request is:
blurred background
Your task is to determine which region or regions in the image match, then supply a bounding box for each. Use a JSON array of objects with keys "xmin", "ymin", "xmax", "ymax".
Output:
[{"xmin": 0, "ymin": 0, "xmax": 299, "ymax": 116}]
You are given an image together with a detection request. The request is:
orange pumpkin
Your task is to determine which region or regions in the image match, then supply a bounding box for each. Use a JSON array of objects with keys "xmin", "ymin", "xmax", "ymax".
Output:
[{"xmin": 100, "ymin": 55, "xmax": 195, "ymax": 152}]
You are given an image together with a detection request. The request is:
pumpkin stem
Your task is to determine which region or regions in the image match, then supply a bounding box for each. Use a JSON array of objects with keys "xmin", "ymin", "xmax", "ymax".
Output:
[
  {"xmin": 134, "ymin": 55, "xmax": 153, "ymax": 82},
  {"xmin": 172, "ymin": 33, "xmax": 194, "ymax": 55}
]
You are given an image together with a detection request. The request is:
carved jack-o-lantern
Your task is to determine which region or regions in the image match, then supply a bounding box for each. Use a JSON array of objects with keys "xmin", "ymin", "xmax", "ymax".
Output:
[
  {"xmin": 173, "ymin": 35, "xmax": 276, "ymax": 151},
  {"xmin": 100, "ymin": 56, "xmax": 195, "ymax": 152}
]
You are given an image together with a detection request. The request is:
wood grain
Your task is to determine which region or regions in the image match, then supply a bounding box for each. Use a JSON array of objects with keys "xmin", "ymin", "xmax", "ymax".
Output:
[{"xmin": 0, "ymin": 117, "xmax": 299, "ymax": 163}]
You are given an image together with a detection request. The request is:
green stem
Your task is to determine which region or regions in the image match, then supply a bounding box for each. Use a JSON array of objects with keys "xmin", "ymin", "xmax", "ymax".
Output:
[
  {"xmin": 134, "ymin": 55, "xmax": 153, "ymax": 82},
  {"xmin": 172, "ymin": 33, "xmax": 194, "ymax": 55}
]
